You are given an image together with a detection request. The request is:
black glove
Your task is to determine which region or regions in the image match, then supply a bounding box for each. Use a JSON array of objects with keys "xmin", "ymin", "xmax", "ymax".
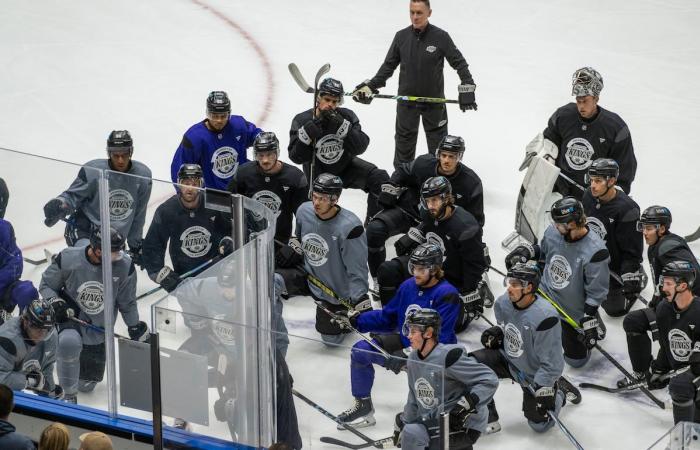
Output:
[
  {"xmin": 275, "ymin": 237, "xmax": 303, "ymax": 268},
  {"xmin": 128, "ymin": 321, "xmax": 149, "ymax": 343},
  {"xmin": 128, "ymin": 244, "xmax": 145, "ymax": 269},
  {"xmin": 579, "ymin": 313, "xmax": 599, "ymax": 349},
  {"xmin": 213, "ymin": 396, "xmax": 235, "ymax": 422},
  {"xmin": 26, "ymin": 370, "xmax": 46, "ymax": 391},
  {"xmin": 43, "ymin": 198, "xmax": 69, "ymax": 227},
  {"xmin": 300, "ymin": 118, "xmax": 324, "ymax": 142},
  {"xmin": 647, "ymin": 360, "xmax": 670, "ymax": 390},
  {"xmin": 392, "ymin": 413, "xmax": 404, "ymax": 447},
  {"xmin": 394, "ymin": 227, "xmax": 425, "ymax": 256},
  {"xmin": 352, "ymin": 80, "xmax": 378, "ymax": 105},
  {"xmin": 460, "ymin": 289, "xmax": 484, "ymax": 320},
  {"xmin": 481, "ymin": 326, "xmax": 504, "ymax": 349},
  {"xmin": 534, "ymin": 385, "xmax": 556, "ymax": 417},
  {"xmin": 218, "ymin": 236, "xmax": 234, "ymax": 257},
  {"xmin": 46, "ymin": 297, "xmax": 73, "ymax": 324},
  {"xmin": 378, "ymin": 183, "xmax": 402, "ymax": 208},
  {"xmin": 505, "ymin": 243, "xmax": 539, "ymax": 270},
  {"xmin": 320, "ymin": 109, "xmax": 347, "ymax": 132},
  {"xmin": 156, "ymin": 267, "xmax": 180, "ymax": 293},
  {"xmin": 450, "ymin": 393, "xmax": 479, "ymax": 431},
  {"xmin": 330, "ymin": 309, "xmax": 360, "ymax": 333},
  {"xmin": 384, "ymin": 349, "xmax": 408, "ymax": 374},
  {"xmin": 621, "ymin": 271, "xmax": 643, "ymax": 300},
  {"xmin": 458, "ymin": 84, "xmax": 477, "ymax": 112},
  {"xmin": 353, "ymin": 293, "xmax": 372, "ymax": 313}
]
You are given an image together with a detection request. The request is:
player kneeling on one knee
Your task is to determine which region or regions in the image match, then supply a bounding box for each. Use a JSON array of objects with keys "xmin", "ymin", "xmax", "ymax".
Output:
[
  {"xmin": 392, "ymin": 309, "xmax": 497, "ymax": 450},
  {"xmin": 332, "ymin": 244, "xmax": 460, "ymax": 429}
]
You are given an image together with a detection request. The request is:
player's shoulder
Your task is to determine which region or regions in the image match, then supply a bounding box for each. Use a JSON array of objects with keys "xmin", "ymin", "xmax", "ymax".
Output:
[
  {"xmin": 413, "ymin": 154, "xmax": 438, "ymax": 174},
  {"xmin": 280, "ymin": 161, "xmax": 305, "ymax": 178},
  {"xmin": 337, "ymin": 107, "xmax": 359, "ymax": 122},
  {"xmin": 338, "ymin": 207, "xmax": 364, "ymax": 229},
  {"xmin": 296, "ymin": 201, "xmax": 314, "ymax": 217},
  {"xmin": 597, "ymin": 106, "xmax": 627, "ymax": 128},
  {"xmin": 236, "ymin": 161, "xmax": 258, "ymax": 177},
  {"xmin": 128, "ymin": 160, "xmax": 152, "ymax": 177},
  {"xmin": 551, "ymin": 103, "xmax": 578, "ymax": 121},
  {"xmin": 291, "ymin": 109, "xmax": 313, "ymax": 124},
  {"xmin": 184, "ymin": 120, "xmax": 208, "ymax": 136},
  {"xmin": 228, "ymin": 114, "xmax": 255, "ymax": 128},
  {"xmin": 83, "ymin": 159, "xmax": 109, "ymax": 171},
  {"xmin": 453, "ymin": 206, "xmax": 479, "ymax": 227}
]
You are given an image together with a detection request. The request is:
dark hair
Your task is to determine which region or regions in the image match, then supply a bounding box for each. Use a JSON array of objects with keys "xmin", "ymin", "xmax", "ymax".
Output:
[
  {"xmin": 269, "ymin": 444, "xmax": 293, "ymax": 450},
  {"xmin": 0, "ymin": 384, "xmax": 13, "ymax": 418},
  {"xmin": 411, "ymin": 0, "xmax": 431, "ymax": 8}
]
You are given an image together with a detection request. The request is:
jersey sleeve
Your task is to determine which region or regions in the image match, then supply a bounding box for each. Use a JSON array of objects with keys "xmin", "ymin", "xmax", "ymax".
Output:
[
  {"xmin": 435, "ymin": 291, "xmax": 460, "ymax": 343},
  {"xmin": 583, "ymin": 248, "xmax": 610, "ymax": 311},
  {"xmin": 610, "ymin": 125, "xmax": 636, "ymax": 194},
  {"xmin": 402, "ymin": 383, "xmax": 419, "ymax": 423},
  {"xmin": 116, "ymin": 263, "xmax": 139, "ymax": 327},
  {"xmin": 542, "ymin": 109, "xmax": 563, "ymax": 148},
  {"xmin": 342, "ymin": 225, "xmax": 369, "ymax": 303},
  {"xmin": 0, "ymin": 340, "xmax": 26, "ymax": 390},
  {"xmin": 58, "ymin": 167, "xmax": 95, "ymax": 212},
  {"xmin": 390, "ymin": 160, "xmax": 416, "ymax": 186},
  {"xmin": 0, "ymin": 221, "xmax": 22, "ymax": 296},
  {"xmin": 39, "ymin": 254, "xmax": 65, "ymax": 299},
  {"xmin": 618, "ymin": 206, "xmax": 643, "ymax": 274},
  {"xmin": 369, "ymin": 31, "xmax": 401, "ymax": 90},
  {"xmin": 532, "ymin": 317, "xmax": 564, "ymax": 387},
  {"xmin": 243, "ymin": 119, "xmax": 262, "ymax": 147},
  {"xmin": 171, "ymin": 133, "xmax": 200, "ymax": 184},
  {"xmin": 442, "ymin": 32, "xmax": 474, "ymax": 85},
  {"xmin": 288, "ymin": 113, "xmax": 314, "ymax": 164},
  {"xmin": 290, "ymin": 171, "xmax": 309, "ymax": 213},
  {"xmin": 446, "ymin": 353, "xmax": 498, "ymax": 411},
  {"xmin": 128, "ymin": 171, "xmax": 152, "ymax": 249},
  {"xmin": 142, "ymin": 206, "xmax": 169, "ymax": 279},
  {"xmin": 458, "ymin": 229, "xmax": 486, "ymax": 292},
  {"xmin": 357, "ymin": 284, "xmax": 402, "ymax": 333},
  {"xmin": 467, "ymin": 179, "xmax": 485, "ymax": 228}
]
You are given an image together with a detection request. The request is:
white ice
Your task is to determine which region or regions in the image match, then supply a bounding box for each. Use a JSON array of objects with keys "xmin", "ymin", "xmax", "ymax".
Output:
[{"xmin": 1, "ymin": 0, "xmax": 700, "ymax": 448}]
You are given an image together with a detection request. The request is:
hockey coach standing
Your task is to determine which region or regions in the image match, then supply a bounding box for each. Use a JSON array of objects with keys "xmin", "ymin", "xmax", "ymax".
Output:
[{"xmin": 352, "ymin": 0, "xmax": 477, "ymax": 169}]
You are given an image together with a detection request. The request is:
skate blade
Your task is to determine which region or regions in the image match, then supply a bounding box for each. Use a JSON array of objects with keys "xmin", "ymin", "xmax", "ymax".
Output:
[
  {"xmin": 336, "ymin": 416, "xmax": 376, "ymax": 430},
  {"xmin": 484, "ymin": 421, "xmax": 501, "ymax": 435}
]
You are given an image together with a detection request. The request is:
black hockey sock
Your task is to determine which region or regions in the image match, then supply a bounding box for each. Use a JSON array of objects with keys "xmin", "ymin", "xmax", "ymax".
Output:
[
  {"xmin": 626, "ymin": 332, "xmax": 652, "ymax": 373},
  {"xmin": 368, "ymin": 247, "xmax": 386, "ymax": 278}
]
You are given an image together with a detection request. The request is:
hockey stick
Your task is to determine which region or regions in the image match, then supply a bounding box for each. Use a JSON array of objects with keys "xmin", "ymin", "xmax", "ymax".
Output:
[
  {"xmin": 135, "ymin": 256, "xmax": 221, "ymax": 300},
  {"xmin": 68, "ymin": 315, "xmax": 130, "ymax": 340},
  {"xmin": 292, "ymin": 389, "xmax": 393, "ymax": 449},
  {"xmin": 319, "ymin": 435, "xmax": 394, "ymax": 449},
  {"xmin": 314, "ymin": 300, "xmax": 391, "ymax": 358},
  {"xmin": 609, "ymin": 270, "xmax": 648, "ymax": 306},
  {"xmin": 684, "ymin": 225, "xmax": 700, "ymax": 243},
  {"xmin": 22, "ymin": 248, "xmax": 56, "ymax": 266},
  {"xmin": 579, "ymin": 366, "xmax": 686, "ymax": 401}
]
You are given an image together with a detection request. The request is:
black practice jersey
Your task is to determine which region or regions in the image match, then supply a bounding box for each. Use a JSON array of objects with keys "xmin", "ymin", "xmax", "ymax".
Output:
[
  {"xmin": 418, "ymin": 206, "xmax": 485, "ymax": 292},
  {"xmin": 227, "ymin": 161, "xmax": 307, "ymax": 243},
  {"xmin": 142, "ymin": 196, "xmax": 232, "ymax": 278},
  {"xmin": 288, "ymin": 107, "xmax": 370, "ymax": 175},
  {"xmin": 392, "ymin": 154, "xmax": 485, "ymax": 227},
  {"xmin": 543, "ymin": 103, "xmax": 637, "ymax": 196},
  {"xmin": 582, "ymin": 188, "xmax": 642, "ymax": 276},
  {"xmin": 655, "ymin": 297, "xmax": 700, "ymax": 371},
  {"xmin": 648, "ymin": 233, "xmax": 700, "ymax": 297}
]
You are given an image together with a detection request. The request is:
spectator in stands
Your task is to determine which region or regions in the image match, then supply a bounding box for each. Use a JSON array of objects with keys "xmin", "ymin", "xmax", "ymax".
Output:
[
  {"xmin": 38, "ymin": 422, "xmax": 70, "ymax": 450},
  {"xmin": 78, "ymin": 431, "xmax": 112, "ymax": 450},
  {"xmin": 0, "ymin": 384, "xmax": 35, "ymax": 449}
]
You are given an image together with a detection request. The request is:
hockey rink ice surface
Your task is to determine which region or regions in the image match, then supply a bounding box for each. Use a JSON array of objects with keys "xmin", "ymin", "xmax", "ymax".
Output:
[{"xmin": 2, "ymin": 0, "xmax": 700, "ymax": 448}]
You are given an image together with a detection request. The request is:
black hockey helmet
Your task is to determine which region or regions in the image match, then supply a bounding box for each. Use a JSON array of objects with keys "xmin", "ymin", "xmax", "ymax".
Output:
[
  {"xmin": 90, "ymin": 226, "xmax": 126, "ymax": 252},
  {"xmin": 23, "ymin": 298, "xmax": 56, "ymax": 330},
  {"xmin": 420, "ymin": 176, "xmax": 452, "ymax": 201},
  {"xmin": 253, "ymin": 131, "xmax": 280, "ymax": 158},
  {"xmin": 177, "ymin": 163, "xmax": 204, "ymax": 186},
  {"xmin": 661, "ymin": 260, "xmax": 696, "ymax": 289},
  {"xmin": 408, "ymin": 243, "xmax": 443, "ymax": 274},
  {"xmin": 550, "ymin": 197, "xmax": 584, "ymax": 225},
  {"xmin": 403, "ymin": 308, "xmax": 441, "ymax": 337},
  {"xmin": 571, "ymin": 67, "xmax": 604, "ymax": 97},
  {"xmin": 318, "ymin": 78, "xmax": 344, "ymax": 101},
  {"xmin": 217, "ymin": 259, "xmax": 237, "ymax": 290},
  {"xmin": 638, "ymin": 205, "xmax": 672, "ymax": 231},
  {"xmin": 107, "ymin": 130, "xmax": 133, "ymax": 155},
  {"xmin": 587, "ymin": 158, "xmax": 619, "ymax": 180},
  {"xmin": 207, "ymin": 91, "xmax": 231, "ymax": 114},
  {"xmin": 436, "ymin": 135, "xmax": 465, "ymax": 157},
  {"xmin": 312, "ymin": 173, "xmax": 343, "ymax": 199},
  {"xmin": 506, "ymin": 261, "xmax": 541, "ymax": 292}
]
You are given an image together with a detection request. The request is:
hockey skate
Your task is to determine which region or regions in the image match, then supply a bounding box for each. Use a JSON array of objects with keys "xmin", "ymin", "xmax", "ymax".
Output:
[
  {"xmin": 616, "ymin": 370, "xmax": 649, "ymax": 389},
  {"xmin": 173, "ymin": 417, "xmax": 192, "ymax": 432},
  {"xmin": 63, "ymin": 393, "xmax": 77, "ymax": 404},
  {"xmin": 558, "ymin": 376, "xmax": 582, "ymax": 404},
  {"xmin": 484, "ymin": 401, "xmax": 501, "ymax": 435},
  {"xmin": 336, "ymin": 397, "xmax": 376, "ymax": 430}
]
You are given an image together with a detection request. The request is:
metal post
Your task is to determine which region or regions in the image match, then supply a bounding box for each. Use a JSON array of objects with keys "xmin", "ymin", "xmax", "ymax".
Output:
[
  {"xmin": 439, "ymin": 411, "xmax": 449, "ymax": 449},
  {"xmin": 98, "ymin": 175, "xmax": 117, "ymax": 417},
  {"xmin": 150, "ymin": 332, "xmax": 163, "ymax": 450},
  {"xmin": 231, "ymin": 194, "xmax": 245, "ymax": 250}
]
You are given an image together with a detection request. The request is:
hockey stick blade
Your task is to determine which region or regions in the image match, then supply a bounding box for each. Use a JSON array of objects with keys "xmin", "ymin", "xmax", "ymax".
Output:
[
  {"xmin": 314, "ymin": 63, "xmax": 331, "ymax": 88},
  {"xmin": 288, "ymin": 63, "xmax": 313, "ymax": 93},
  {"xmin": 23, "ymin": 256, "xmax": 48, "ymax": 266},
  {"xmin": 320, "ymin": 436, "xmax": 394, "ymax": 449},
  {"xmin": 579, "ymin": 382, "xmax": 630, "ymax": 393},
  {"xmin": 685, "ymin": 225, "xmax": 700, "ymax": 242}
]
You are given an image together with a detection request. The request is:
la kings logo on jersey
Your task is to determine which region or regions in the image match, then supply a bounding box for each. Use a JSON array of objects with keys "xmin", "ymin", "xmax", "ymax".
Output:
[
  {"xmin": 301, "ymin": 233, "xmax": 329, "ymax": 267},
  {"xmin": 77, "ymin": 281, "xmax": 104, "ymax": 315},
  {"xmin": 586, "ymin": 216, "xmax": 608, "ymax": 241},
  {"xmin": 180, "ymin": 226, "xmax": 212, "ymax": 258},
  {"xmin": 315, "ymin": 120, "xmax": 350, "ymax": 165},
  {"xmin": 425, "ymin": 232, "xmax": 447, "ymax": 262},
  {"xmin": 252, "ymin": 190, "xmax": 282, "ymax": 218},
  {"xmin": 211, "ymin": 146, "xmax": 238, "ymax": 178},
  {"xmin": 414, "ymin": 377, "xmax": 438, "ymax": 409},
  {"xmin": 668, "ymin": 328, "xmax": 692, "ymax": 362},
  {"xmin": 564, "ymin": 138, "xmax": 595, "ymax": 171},
  {"xmin": 504, "ymin": 323, "xmax": 524, "ymax": 358},
  {"xmin": 547, "ymin": 255, "xmax": 572, "ymax": 289},
  {"xmin": 109, "ymin": 189, "xmax": 134, "ymax": 221},
  {"xmin": 212, "ymin": 314, "xmax": 236, "ymax": 347}
]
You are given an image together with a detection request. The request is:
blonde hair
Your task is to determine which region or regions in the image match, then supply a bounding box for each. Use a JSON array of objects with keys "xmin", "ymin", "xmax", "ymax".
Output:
[{"xmin": 39, "ymin": 422, "xmax": 70, "ymax": 450}]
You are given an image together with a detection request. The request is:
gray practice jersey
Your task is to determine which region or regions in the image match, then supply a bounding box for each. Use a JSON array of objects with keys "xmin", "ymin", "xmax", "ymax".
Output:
[
  {"xmin": 0, "ymin": 318, "xmax": 58, "ymax": 391},
  {"xmin": 39, "ymin": 245, "xmax": 139, "ymax": 345},
  {"xmin": 295, "ymin": 202, "xmax": 368, "ymax": 304},
  {"xmin": 539, "ymin": 225, "xmax": 610, "ymax": 322},
  {"xmin": 55, "ymin": 159, "xmax": 152, "ymax": 248},
  {"xmin": 494, "ymin": 293, "xmax": 564, "ymax": 388},
  {"xmin": 404, "ymin": 343, "xmax": 498, "ymax": 433}
]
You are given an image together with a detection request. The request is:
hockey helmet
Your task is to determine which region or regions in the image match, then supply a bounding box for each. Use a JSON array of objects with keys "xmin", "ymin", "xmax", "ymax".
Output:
[
  {"xmin": 253, "ymin": 131, "xmax": 280, "ymax": 158},
  {"xmin": 436, "ymin": 135, "xmax": 465, "ymax": 157},
  {"xmin": 90, "ymin": 226, "xmax": 126, "ymax": 252},
  {"xmin": 23, "ymin": 298, "xmax": 56, "ymax": 330},
  {"xmin": 637, "ymin": 205, "xmax": 672, "ymax": 232},
  {"xmin": 207, "ymin": 91, "xmax": 231, "ymax": 114},
  {"xmin": 402, "ymin": 308, "xmax": 441, "ymax": 337},
  {"xmin": 550, "ymin": 197, "xmax": 584, "ymax": 225},
  {"xmin": 177, "ymin": 163, "xmax": 204, "ymax": 186},
  {"xmin": 586, "ymin": 158, "xmax": 619, "ymax": 181},
  {"xmin": 571, "ymin": 67, "xmax": 604, "ymax": 97},
  {"xmin": 506, "ymin": 261, "xmax": 541, "ymax": 292},
  {"xmin": 312, "ymin": 173, "xmax": 343, "ymax": 199},
  {"xmin": 661, "ymin": 260, "xmax": 696, "ymax": 289},
  {"xmin": 107, "ymin": 130, "xmax": 133, "ymax": 155},
  {"xmin": 318, "ymin": 78, "xmax": 344, "ymax": 104},
  {"xmin": 408, "ymin": 243, "xmax": 443, "ymax": 275}
]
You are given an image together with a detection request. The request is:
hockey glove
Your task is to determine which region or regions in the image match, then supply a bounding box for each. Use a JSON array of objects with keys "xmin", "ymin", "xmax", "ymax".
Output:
[
  {"xmin": 458, "ymin": 84, "xmax": 477, "ymax": 112},
  {"xmin": 460, "ymin": 289, "xmax": 484, "ymax": 320},
  {"xmin": 218, "ymin": 236, "xmax": 234, "ymax": 257},
  {"xmin": 384, "ymin": 349, "xmax": 409, "ymax": 374},
  {"xmin": 275, "ymin": 237, "xmax": 303, "ymax": 268},
  {"xmin": 352, "ymin": 80, "xmax": 378, "ymax": 105},
  {"xmin": 320, "ymin": 109, "xmax": 347, "ymax": 133},
  {"xmin": 43, "ymin": 198, "xmax": 70, "ymax": 227},
  {"xmin": 378, "ymin": 183, "xmax": 402, "ymax": 208},
  {"xmin": 505, "ymin": 243, "xmax": 539, "ymax": 270},
  {"xmin": 621, "ymin": 271, "xmax": 644, "ymax": 301},
  {"xmin": 128, "ymin": 244, "xmax": 145, "ymax": 270},
  {"xmin": 579, "ymin": 312, "xmax": 599, "ymax": 350},
  {"xmin": 46, "ymin": 297, "xmax": 73, "ymax": 324},
  {"xmin": 479, "ymin": 277, "xmax": 495, "ymax": 308},
  {"xmin": 128, "ymin": 321, "xmax": 150, "ymax": 343},
  {"xmin": 353, "ymin": 293, "xmax": 373, "ymax": 313},
  {"xmin": 481, "ymin": 325, "xmax": 504, "ymax": 349},
  {"xmin": 26, "ymin": 370, "xmax": 46, "ymax": 391},
  {"xmin": 392, "ymin": 412, "xmax": 404, "ymax": 447},
  {"xmin": 394, "ymin": 227, "xmax": 425, "ymax": 256},
  {"xmin": 156, "ymin": 267, "xmax": 180, "ymax": 293},
  {"xmin": 331, "ymin": 309, "xmax": 360, "ymax": 333},
  {"xmin": 214, "ymin": 396, "xmax": 236, "ymax": 422},
  {"xmin": 450, "ymin": 393, "xmax": 479, "ymax": 431},
  {"xmin": 300, "ymin": 118, "xmax": 324, "ymax": 142},
  {"xmin": 647, "ymin": 360, "xmax": 670, "ymax": 390},
  {"xmin": 534, "ymin": 385, "xmax": 556, "ymax": 417}
]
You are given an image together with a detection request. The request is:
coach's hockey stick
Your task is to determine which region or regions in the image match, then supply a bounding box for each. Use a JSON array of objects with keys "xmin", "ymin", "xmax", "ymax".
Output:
[
  {"xmin": 320, "ymin": 435, "xmax": 394, "ymax": 449},
  {"xmin": 293, "ymin": 389, "xmax": 393, "ymax": 449},
  {"xmin": 347, "ymin": 92, "xmax": 459, "ymax": 104}
]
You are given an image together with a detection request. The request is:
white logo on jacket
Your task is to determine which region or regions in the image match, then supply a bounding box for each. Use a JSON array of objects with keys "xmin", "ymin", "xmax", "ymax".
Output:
[
  {"xmin": 109, "ymin": 189, "xmax": 134, "ymax": 221},
  {"xmin": 547, "ymin": 255, "xmax": 572, "ymax": 289},
  {"xmin": 315, "ymin": 135, "xmax": 345, "ymax": 165},
  {"xmin": 505, "ymin": 323, "xmax": 524, "ymax": 358},
  {"xmin": 77, "ymin": 281, "xmax": 104, "ymax": 315},
  {"xmin": 211, "ymin": 146, "xmax": 238, "ymax": 178},
  {"xmin": 586, "ymin": 216, "xmax": 608, "ymax": 241},
  {"xmin": 180, "ymin": 226, "xmax": 212, "ymax": 258},
  {"xmin": 212, "ymin": 314, "xmax": 236, "ymax": 347},
  {"xmin": 426, "ymin": 45, "xmax": 437, "ymax": 53},
  {"xmin": 414, "ymin": 377, "xmax": 437, "ymax": 409},
  {"xmin": 302, "ymin": 233, "xmax": 329, "ymax": 267},
  {"xmin": 252, "ymin": 190, "xmax": 282, "ymax": 217},
  {"xmin": 564, "ymin": 138, "xmax": 595, "ymax": 171},
  {"xmin": 669, "ymin": 328, "xmax": 692, "ymax": 362}
]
